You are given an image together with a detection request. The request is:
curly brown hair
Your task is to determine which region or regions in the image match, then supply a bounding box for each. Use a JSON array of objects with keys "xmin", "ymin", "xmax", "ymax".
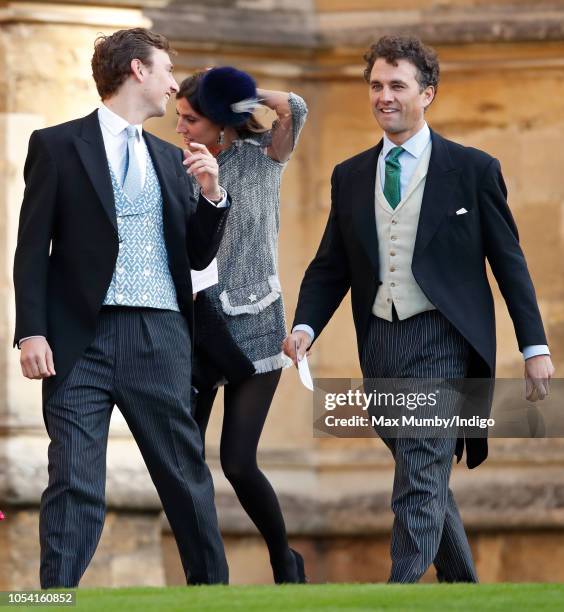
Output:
[
  {"xmin": 363, "ymin": 35, "xmax": 440, "ymax": 94},
  {"xmin": 91, "ymin": 28, "xmax": 172, "ymax": 99}
]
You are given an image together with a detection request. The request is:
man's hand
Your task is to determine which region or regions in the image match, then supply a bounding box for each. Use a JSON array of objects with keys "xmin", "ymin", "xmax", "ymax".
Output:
[
  {"xmin": 20, "ymin": 337, "xmax": 56, "ymax": 380},
  {"xmin": 282, "ymin": 331, "xmax": 312, "ymax": 366},
  {"xmin": 524, "ymin": 354, "xmax": 555, "ymax": 402},
  {"xmin": 183, "ymin": 142, "xmax": 221, "ymax": 201}
]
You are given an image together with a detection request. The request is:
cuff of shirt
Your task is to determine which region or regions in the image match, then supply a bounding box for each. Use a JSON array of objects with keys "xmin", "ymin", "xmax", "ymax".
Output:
[
  {"xmin": 522, "ymin": 345, "xmax": 550, "ymax": 360},
  {"xmin": 18, "ymin": 335, "xmax": 45, "ymax": 349},
  {"xmin": 293, "ymin": 324, "xmax": 315, "ymax": 341},
  {"xmin": 202, "ymin": 186, "xmax": 228, "ymax": 208}
]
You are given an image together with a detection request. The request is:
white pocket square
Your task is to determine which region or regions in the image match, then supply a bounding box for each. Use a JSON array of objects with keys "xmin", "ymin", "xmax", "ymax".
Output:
[{"xmin": 455, "ymin": 208, "xmax": 468, "ymax": 215}]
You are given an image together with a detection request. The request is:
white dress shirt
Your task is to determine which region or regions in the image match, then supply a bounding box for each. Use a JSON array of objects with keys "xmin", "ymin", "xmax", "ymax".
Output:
[
  {"xmin": 98, "ymin": 104, "xmax": 147, "ymax": 186},
  {"xmin": 379, "ymin": 122, "xmax": 431, "ymax": 199}
]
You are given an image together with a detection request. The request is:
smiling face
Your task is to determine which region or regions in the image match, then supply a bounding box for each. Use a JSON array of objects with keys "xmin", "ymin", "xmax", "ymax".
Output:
[
  {"xmin": 175, "ymin": 97, "xmax": 221, "ymax": 149},
  {"xmin": 369, "ymin": 57, "xmax": 435, "ymax": 144},
  {"xmin": 141, "ymin": 48, "xmax": 179, "ymax": 117}
]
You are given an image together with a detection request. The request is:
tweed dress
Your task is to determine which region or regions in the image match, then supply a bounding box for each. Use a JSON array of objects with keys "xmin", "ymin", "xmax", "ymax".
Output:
[{"xmin": 201, "ymin": 93, "xmax": 308, "ymax": 374}]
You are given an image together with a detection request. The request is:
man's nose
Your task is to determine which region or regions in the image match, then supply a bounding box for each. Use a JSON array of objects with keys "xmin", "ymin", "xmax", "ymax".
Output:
[
  {"xmin": 381, "ymin": 86, "xmax": 394, "ymax": 102},
  {"xmin": 171, "ymin": 77, "xmax": 179, "ymax": 93}
]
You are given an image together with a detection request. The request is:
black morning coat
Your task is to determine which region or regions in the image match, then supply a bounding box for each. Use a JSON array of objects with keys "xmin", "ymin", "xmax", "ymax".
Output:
[
  {"xmin": 13, "ymin": 110, "xmax": 230, "ymax": 401},
  {"xmin": 293, "ymin": 130, "xmax": 547, "ymax": 468}
]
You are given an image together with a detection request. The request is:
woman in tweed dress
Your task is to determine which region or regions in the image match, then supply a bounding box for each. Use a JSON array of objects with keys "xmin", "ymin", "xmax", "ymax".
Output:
[{"xmin": 175, "ymin": 68, "xmax": 308, "ymax": 583}]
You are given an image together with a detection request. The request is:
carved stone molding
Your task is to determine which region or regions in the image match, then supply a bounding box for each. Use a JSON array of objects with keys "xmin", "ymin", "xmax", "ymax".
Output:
[
  {"xmin": 149, "ymin": 1, "xmax": 564, "ymax": 48},
  {"xmin": 0, "ymin": 1, "xmax": 159, "ymax": 27},
  {"xmin": 3, "ymin": 0, "xmax": 170, "ymax": 9},
  {"xmin": 318, "ymin": 4, "xmax": 564, "ymax": 47}
]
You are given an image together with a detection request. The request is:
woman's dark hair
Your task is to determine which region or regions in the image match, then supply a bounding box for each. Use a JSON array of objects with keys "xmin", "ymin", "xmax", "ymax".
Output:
[
  {"xmin": 177, "ymin": 72, "xmax": 268, "ymax": 138},
  {"xmin": 92, "ymin": 28, "xmax": 172, "ymax": 99},
  {"xmin": 177, "ymin": 72, "xmax": 206, "ymax": 115},
  {"xmin": 363, "ymin": 35, "xmax": 440, "ymax": 94}
]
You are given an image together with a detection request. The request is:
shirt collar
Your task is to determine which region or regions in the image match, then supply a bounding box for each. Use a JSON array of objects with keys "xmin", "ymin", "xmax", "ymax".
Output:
[
  {"xmin": 98, "ymin": 104, "xmax": 143, "ymax": 139},
  {"xmin": 381, "ymin": 122, "xmax": 430, "ymax": 160}
]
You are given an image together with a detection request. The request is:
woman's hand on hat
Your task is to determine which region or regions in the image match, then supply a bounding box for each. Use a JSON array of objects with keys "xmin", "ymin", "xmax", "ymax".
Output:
[{"xmin": 183, "ymin": 142, "xmax": 222, "ymax": 201}]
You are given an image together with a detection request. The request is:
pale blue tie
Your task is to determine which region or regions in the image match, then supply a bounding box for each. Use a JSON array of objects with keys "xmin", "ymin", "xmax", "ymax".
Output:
[{"xmin": 123, "ymin": 125, "xmax": 142, "ymax": 202}]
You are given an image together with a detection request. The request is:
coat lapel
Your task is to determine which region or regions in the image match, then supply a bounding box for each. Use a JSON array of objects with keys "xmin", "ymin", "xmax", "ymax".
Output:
[
  {"xmin": 352, "ymin": 143, "xmax": 382, "ymax": 274},
  {"xmin": 73, "ymin": 110, "xmax": 117, "ymax": 233},
  {"xmin": 413, "ymin": 130, "xmax": 460, "ymax": 259},
  {"xmin": 144, "ymin": 131, "xmax": 183, "ymax": 208},
  {"xmin": 144, "ymin": 132, "xmax": 187, "ymax": 256}
]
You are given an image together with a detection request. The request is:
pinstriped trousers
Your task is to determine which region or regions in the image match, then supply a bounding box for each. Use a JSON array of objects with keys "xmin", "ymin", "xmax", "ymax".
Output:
[
  {"xmin": 361, "ymin": 309, "xmax": 478, "ymax": 584},
  {"xmin": 40, "ymin": 307, "xmax": 228, "ymax": 588}
]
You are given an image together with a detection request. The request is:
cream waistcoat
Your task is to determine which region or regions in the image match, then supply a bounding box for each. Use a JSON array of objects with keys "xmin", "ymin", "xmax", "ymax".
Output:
[{"xmin": 372, "ymin": 142, "xmax": 435, "ymax": 321}]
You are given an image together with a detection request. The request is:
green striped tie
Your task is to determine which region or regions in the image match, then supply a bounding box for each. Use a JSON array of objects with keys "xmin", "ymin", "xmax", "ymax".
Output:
[{"xmin": 383, "ymin": 146, "xmax": 404, "ymax": 209}]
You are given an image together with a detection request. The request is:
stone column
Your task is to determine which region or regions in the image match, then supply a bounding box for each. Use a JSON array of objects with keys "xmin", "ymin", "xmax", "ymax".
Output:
[{"xmin": 0, "ymin": 0, "xmax": 171, "ymax": 589}]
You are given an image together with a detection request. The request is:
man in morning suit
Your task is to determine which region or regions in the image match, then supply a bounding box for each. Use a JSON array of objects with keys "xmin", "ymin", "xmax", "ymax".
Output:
[
  {"xmin": 283, "ymin": 36, "xmax": 554, "ymax": 583},
  {"xmin": 13, "ymin": 28, "xmax": 230, "ymax": 588}
]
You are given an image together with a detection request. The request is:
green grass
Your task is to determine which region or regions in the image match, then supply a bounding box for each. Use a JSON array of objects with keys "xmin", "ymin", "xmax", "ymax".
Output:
[{"xmin": 24, "ymin": 584, "xmax": 564, "ymax": 611}]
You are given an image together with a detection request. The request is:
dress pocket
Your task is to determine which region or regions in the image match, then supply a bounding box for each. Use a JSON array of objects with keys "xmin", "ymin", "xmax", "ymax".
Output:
[{"xmin": 219, "ymin": 275, "xmax": 281, "ymax": 316}]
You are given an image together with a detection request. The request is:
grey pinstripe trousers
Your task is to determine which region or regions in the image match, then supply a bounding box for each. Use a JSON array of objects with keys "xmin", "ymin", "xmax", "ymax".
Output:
[
  {"xmin": 361, "ymin": 309, "xmax": 478, "ymax": 583},
  {"xmin": 40, "ymin": 307, "xmax": 228, "ymax": 588}
]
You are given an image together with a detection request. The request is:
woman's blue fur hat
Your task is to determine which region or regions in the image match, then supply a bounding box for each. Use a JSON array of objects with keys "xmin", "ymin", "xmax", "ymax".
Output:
[{"xmin": 198, "ymin": 66, "xmax": 258, "ymax": 127}]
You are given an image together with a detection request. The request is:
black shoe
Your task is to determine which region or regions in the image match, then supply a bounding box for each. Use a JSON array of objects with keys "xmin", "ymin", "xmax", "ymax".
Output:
[
  {"xmin": 290, "ymin": 548, "xmax": 307, "ymax": 584},
  {"xmin": 273, "ymin": 548, "xmax": 308, "ymax": 584}
]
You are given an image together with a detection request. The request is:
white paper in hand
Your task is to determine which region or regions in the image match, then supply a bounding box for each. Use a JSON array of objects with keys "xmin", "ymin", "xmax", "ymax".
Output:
[{"xmin": 298, "ymin": 354, "xmax": 314, "ymax": 391}]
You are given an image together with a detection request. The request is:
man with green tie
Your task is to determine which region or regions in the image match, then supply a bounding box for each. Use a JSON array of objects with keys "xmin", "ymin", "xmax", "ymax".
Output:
[{"xmin": 283, "ymin": 35, "xmax": 554, "ymax": 582}]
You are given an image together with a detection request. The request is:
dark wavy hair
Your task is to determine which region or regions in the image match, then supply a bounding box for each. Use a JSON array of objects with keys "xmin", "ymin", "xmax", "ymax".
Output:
[
  {"xmin": 363, "ymin": 35, "xmax": 440, "ymax": 94},
  {"xmin": 177, "ymin": 71, "xmax": 206, "ymax": 116},
  {"xmin": 92, "ymin": 28, "xmax": 172, "ymax": 99}
]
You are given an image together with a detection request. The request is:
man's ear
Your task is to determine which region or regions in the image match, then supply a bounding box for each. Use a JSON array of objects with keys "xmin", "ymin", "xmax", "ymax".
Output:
[
  {"xmin": 130, "ymin": 58, "xmax": 144, "ymax": 82},
  {"xmin": 423, "ymin": 85, "xmax": 435, "ymax": 109}
]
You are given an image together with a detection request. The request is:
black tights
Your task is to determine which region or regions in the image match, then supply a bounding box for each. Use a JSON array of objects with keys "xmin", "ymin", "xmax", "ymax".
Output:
[{"xmin": 193, "ymin": 369, "xmax": 297, "ymax": 582}]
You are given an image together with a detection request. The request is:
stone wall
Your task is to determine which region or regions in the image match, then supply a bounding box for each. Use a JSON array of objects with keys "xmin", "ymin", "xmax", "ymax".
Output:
[{"xmin": 1, "ymin": 0, "xmax": 563, "ymax": 588}]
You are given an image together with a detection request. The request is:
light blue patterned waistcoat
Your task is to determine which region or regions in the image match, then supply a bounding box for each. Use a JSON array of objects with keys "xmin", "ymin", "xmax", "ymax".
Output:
[{"xmin": 103, "ymin": 149, "xmax": 180, "ymax": 311}]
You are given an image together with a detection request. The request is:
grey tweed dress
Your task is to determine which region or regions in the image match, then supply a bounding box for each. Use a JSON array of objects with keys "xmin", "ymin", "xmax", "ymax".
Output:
[{"xmin": 203, "ymin": 93, "xmax": 308, "ymax": 374}]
